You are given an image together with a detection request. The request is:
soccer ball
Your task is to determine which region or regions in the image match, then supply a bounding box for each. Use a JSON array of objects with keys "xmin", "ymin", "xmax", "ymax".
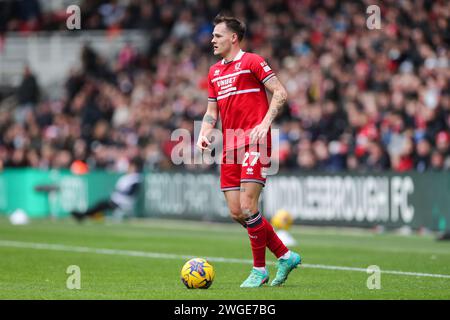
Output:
[
  {"xmin": 181, "ymin": 258, "xmax": 215, "ymax": 289},
  {"xmin": 271, "ymin": 209, "xmax": 293, "ymax": 230}
]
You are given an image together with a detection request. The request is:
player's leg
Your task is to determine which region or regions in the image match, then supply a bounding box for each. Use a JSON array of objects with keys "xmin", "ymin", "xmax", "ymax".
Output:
[
  {"xmin": 240, "ymin": 181, "xmax": 301, "ymax": 287},
  {"xmin": 240, "ymin": 185, "xmax": 291, "ymax": 262},
  {"xmin": 71, "ymin": 199, "xmax": 117, "ymax": 222},
  {"xmin": 265, "ymin": 213, "xmax": 302, "ymax": 286},
  {"xmin": 239, "ymin": 181, "xmax": 270, "ymax": 287},
  {"xmin": 240, "ymin": 145, "xmax": 301, "ymax": 286},
  {"xmin": 221, "ymin": 150, "xmax": 247, "ymax": 227},
  {"xmin": 223, "ymin": 190, "xmax": 246, "ymax": 227}
]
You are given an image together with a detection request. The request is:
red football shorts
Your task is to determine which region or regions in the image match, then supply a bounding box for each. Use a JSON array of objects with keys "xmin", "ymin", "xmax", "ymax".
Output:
[{"xmin": 220, "ymin": 144, "xmax": 271, "ymax": 191}]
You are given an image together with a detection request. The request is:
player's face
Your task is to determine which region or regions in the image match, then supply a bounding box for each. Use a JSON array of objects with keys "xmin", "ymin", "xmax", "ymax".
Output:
[{"xmin": 211, "ymin": 23, "xmax": 235, "ymax": 57}]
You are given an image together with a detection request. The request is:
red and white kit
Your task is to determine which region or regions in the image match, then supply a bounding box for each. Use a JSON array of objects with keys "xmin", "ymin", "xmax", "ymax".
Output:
[{"xmin": 207, "ymin": 50, "xmax": 275, "ymax": 191}]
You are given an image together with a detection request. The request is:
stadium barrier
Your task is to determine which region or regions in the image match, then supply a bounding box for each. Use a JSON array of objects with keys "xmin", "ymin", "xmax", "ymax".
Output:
[
  {"xmin": 143, "ymin": 171, "xmax": 450, "ymax": 231},
  {"xmin": 0, "ymin": 169, "xmax": 449, "ymax": 232}
]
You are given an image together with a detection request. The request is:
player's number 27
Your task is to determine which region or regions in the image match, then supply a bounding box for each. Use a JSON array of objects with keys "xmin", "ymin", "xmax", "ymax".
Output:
[{"xmin": 243, "ymin": 152, "xmax": 259, "ymax": 167}]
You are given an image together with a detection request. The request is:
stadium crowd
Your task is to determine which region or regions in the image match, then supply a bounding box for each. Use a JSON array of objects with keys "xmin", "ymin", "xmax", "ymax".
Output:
[{"xmin": 0, "ymin": 0, "xmax": 449, "ymax": 173}]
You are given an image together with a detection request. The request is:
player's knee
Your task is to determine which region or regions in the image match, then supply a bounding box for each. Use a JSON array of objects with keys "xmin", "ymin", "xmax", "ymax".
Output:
[
  {"xmin": 240, "ymin": 195, "xmax": 258, "ymax": 217},
  {"xmin": 229, "ymin": 207, "xmax": 243, "ymax": 220}
]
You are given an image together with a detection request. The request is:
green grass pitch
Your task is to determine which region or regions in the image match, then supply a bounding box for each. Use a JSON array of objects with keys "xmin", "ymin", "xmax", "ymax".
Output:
[{"xmin": 0, "ymin": 217, "xmax": 449, "ymax": 299}]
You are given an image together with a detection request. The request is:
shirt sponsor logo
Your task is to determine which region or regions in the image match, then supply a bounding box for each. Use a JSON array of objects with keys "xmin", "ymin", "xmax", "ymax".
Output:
[{"xmin": 216, "ymin": 76, "xmax": 236, "ymax": 88}]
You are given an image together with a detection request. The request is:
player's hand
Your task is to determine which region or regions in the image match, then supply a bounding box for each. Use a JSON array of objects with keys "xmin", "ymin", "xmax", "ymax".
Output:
[
  {"xmin": 250, "ymin": 122, "xmax": 270, "ymax": 144},
  {"xmin": 196, "ymin": 135, "xmax": 212, "ymax": 151}
]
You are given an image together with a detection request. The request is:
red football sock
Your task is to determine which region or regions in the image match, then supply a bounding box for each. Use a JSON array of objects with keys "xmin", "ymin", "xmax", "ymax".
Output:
[
  {"xmin": 245, "ymin": 212, "xmax": 266, "ymax": 268},
  {"xmin": 263, "ymin": 217, "xmax": 289, "ymax": 258}
]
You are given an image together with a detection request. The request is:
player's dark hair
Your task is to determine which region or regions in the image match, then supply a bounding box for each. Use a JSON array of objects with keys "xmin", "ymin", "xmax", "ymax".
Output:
[{"xmin": 213, "ymin": 14, "xmax": 246, "ymax": 42}]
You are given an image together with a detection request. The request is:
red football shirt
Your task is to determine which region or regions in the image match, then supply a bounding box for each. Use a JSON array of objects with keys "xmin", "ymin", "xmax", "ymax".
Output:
[{"xmin": 207, "ymin": 50, "xmax": 275, "ymax": 151}]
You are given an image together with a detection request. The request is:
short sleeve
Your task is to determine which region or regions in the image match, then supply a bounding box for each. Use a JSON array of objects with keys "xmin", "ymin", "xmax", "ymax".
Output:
[
  {"xmin": 249, "ymin": 54, "xmax": 276, "ymax": 84},
  {"xmin": 207, "ymin": 71, "xmax": 217, "ymax": 102}
]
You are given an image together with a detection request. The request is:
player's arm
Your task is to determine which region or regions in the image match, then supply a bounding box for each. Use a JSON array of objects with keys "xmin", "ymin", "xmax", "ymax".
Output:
[
  {"xmin": 250, "ymin": 76, "xmax": 288, "ymax": 143},
  {"xmin": 262, "ymin": 76, "xmax": 288, "ymax": 125},
  {"xmin": 196, "ymin": 101, "xmax": 218, "ymax": 151}
]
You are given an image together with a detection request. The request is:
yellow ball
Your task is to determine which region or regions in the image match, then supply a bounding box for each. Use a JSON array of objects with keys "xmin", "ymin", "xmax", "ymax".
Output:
[
  {"xmin": 181, "ymin": 258, "xmax": 215, "ymax": 289},
  {"xmin": 271, "ymin": 209, "xmax": 293, "ymax": 230}
]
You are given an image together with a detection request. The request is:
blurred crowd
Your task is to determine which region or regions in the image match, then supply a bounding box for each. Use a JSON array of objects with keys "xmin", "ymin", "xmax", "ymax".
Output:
[{"xmin": 0, "ymin": 0, "xmax": 449, "ymax": 173}]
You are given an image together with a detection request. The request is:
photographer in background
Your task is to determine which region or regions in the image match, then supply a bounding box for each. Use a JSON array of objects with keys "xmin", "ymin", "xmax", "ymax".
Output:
[{"xmin": 71, "ymin": 157, "xmax": 143, "ymax": 222}]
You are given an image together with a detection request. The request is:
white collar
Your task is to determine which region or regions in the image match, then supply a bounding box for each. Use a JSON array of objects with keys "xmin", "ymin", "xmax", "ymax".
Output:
[{"xmin": 222, "ymin": 49, "xmax": 245, "ymax": 64}]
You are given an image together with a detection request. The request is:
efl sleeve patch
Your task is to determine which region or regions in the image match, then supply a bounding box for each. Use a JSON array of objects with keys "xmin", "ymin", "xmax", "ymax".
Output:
[{"xmin": 252, "ymin": 55, "xmax": 275, "ymax": 83}]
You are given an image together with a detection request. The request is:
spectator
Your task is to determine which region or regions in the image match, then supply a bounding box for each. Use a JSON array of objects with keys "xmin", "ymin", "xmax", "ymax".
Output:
[
  {"xmin": 435, "ymin": 131, "xmax": 450, "ymax": 169},
  {"xmin": 430, "ymin": 150, "xmax": 444, "ymax": 171},
  {"xmin": 0, "ymin": 0, "xmax": 448, "ymax": 174},
  {"xmin": 15, "ymin": 65, "xmax": 40, "ymax": 124},
  {"xmin": 414, "ymin": 138, "xmax": 432, "ymax": 172},
  {"xmin": 362, "ymin": 141, "xmax": 391, "ymax": 172}
]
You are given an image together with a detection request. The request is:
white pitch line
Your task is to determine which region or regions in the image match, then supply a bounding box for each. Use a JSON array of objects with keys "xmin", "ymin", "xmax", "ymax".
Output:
[{"xmin": 1, "ymin": 240, "xmax": 450, "ymax": 279}]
